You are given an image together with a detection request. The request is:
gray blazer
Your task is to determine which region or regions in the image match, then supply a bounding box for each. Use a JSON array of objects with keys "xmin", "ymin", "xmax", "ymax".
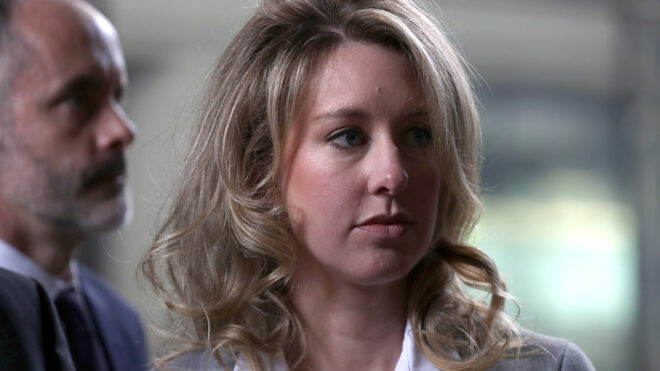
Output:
[
  {"xmin": 489, "ymin": 330, "xmax": 595, "ymax": 371},
  {"xmin": 165, "ymin": 330, "xmax": 595, "ymax": 371}
]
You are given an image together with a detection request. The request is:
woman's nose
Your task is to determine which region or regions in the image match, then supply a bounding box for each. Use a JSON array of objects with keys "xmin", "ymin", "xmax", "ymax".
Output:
[{"xmin": 365, "ymin": 138, "xmax": 409, "ymax": 196}]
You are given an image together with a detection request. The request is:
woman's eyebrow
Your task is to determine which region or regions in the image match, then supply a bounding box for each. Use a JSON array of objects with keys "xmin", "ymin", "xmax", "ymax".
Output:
[
  {"xmin": 312, "ymin": 108, "xmax": 369, "ymax": 122},
  {"xmin": 312, "ymin": 108, "xmax": 429, "ymax": 122},
  {"xmin": 402, "ymin": 109, "xmax": 429, "ymax": 119}
]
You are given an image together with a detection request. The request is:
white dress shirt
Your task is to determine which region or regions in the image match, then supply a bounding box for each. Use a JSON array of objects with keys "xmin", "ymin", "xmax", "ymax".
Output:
[
  {"xmin": 0, "ymin": 238, "xmax": 79, "ymax": 300},
  {"xmin": 233, "ymin": 321, "xmax": 440, "ymax": 371}
]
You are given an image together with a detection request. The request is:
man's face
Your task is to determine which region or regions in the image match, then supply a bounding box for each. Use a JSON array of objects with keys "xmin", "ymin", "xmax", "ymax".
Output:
[{"xmin": 0, "ymin": 1, "xmax": 136, "ymax": 236}]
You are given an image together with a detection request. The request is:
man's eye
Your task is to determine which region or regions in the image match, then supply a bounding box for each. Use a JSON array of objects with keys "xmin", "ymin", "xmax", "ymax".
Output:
[
  {"xmin": 405, "ymin": 126, "xmax": 432, "ymax": 147},
  {"xmin": 64, "ymin": 93, "xmax": 87, "ymax": 108},
  {"xmin": 328, "ymin": 128, "xmax": 365, "ymax": 148},
  {"xmin": 63, "ymin": 92, "xmax": 99, "ymax": 116}
]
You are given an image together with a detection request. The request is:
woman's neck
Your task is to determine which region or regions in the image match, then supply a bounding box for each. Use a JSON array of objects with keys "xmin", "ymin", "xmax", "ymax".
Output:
[{"xmin": 290, "ymin": 275, "xmax": 409, "ymax": 371}]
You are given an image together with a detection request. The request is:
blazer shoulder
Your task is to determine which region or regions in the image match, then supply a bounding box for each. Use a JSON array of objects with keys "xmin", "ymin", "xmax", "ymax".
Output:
[
  {"xmin": 78, "ymin": 264, "xmax": 144, "ymax": 333},
  {"xmin": 78, "ymin": 265, "xmax": 135, "ymax": 313},
  {"xmin": 77, "ymin": 264, "xmax": 147, "ymax": 371},
  {"xmin": 489, "ymin": 329, "xmax": 595, "ymax": 371}
]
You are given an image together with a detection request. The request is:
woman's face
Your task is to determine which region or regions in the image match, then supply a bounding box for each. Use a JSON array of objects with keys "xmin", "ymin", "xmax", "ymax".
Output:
[{"xmin": 282, "ymin": 42, "xmax": 441, "ymax": 287}]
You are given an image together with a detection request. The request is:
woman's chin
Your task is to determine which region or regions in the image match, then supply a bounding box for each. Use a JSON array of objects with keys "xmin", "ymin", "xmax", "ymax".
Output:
[{"xmin": 323, "ymin": 257, "xmax": 418, "ymax": 289}]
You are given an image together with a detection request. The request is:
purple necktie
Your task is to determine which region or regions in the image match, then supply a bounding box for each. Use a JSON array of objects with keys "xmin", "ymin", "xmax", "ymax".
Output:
[{"xmin": 55, "ymin": 288, "xmax": 111, "ymax": 371}]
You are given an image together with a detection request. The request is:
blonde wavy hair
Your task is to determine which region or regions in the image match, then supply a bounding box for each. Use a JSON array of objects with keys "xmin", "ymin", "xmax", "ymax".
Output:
[{"xmin": 142, "ymin": 0, "xmax": 521, "ymax": 369}]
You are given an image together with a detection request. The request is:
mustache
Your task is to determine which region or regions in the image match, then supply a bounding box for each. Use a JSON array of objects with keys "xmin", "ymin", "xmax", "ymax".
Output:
[{"xmin": 80, "ymin": 154, "xmax": 126, "ymax": 190}]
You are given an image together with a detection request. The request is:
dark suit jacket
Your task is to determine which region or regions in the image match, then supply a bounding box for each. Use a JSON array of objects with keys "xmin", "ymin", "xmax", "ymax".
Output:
[
  {"xmin": 78, "ymin": 265, "xmax": 148, "ymax": 371},
  {"xmin": 0, "ymin": 267, "xmax": 75, "ymax": 371}
]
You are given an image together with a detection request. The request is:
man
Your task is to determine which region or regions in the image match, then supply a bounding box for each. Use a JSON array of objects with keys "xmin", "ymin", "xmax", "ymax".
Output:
[
  {"xmin": 0, "ymin": 0, "xmax": 147, "ymax": 370},
  {"xmin": 0, "ymin": 267, "xmax": 75, "ymax": 371}
]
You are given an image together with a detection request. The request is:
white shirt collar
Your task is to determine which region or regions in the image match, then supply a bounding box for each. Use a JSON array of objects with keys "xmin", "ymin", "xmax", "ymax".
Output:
[
  {"xmin": 395, "ymin": 321, "xmax": 440, "ymax": 371},
  {"xmin": 0, "ymin": 238, "xmax": 77, "ymax": 300},
  {"xmin": 233, "ymin": 321, "xmax": 441, "ymax": 371}
]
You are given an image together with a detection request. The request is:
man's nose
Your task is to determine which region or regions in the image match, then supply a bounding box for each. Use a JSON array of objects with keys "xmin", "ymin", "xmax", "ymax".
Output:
[
  {"xmin": 95, "ymin": 101, "xmax": 136, "ymax": 151},
  {"xmin": 365, "ymin": 137, "xmax": 409, "ymax": 196}
]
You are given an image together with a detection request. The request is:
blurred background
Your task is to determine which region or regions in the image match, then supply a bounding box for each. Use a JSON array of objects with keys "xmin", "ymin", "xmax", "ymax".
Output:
[{"xmin": 78, "ymin": 0, "xmax": 659, "ymax": 370}]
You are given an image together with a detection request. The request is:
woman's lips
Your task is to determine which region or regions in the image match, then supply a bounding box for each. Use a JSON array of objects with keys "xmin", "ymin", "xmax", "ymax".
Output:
[{"xmin": 355, "ymin": 222, "xmax": 411, "ymax": 238}]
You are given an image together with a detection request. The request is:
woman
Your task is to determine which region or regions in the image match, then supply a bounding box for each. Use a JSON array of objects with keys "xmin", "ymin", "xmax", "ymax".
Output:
[{"xmin": 142, "ymin": 0, "xmax": 594, "ymax": 370}]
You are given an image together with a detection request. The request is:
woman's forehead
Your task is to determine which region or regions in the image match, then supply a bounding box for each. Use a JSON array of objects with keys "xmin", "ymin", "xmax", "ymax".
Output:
[{"xmin": 297, "ymin": 43, "xmax": 423, "ymax": 116}]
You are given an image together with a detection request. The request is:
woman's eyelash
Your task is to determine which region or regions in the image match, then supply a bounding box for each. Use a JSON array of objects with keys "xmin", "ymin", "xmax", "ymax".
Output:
[{"xmin": 327, "ymin": 127, "xmax": 366, "ymax": 148}]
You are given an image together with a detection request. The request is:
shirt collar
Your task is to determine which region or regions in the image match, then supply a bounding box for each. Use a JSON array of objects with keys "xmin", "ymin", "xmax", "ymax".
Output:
[
  {"xmin": 0, "ymin": 238, "xmax": 77, "ymax": 300},
  {"xmin": 395, "ymin": 321, "xmax": 440, "ymax": 371}
]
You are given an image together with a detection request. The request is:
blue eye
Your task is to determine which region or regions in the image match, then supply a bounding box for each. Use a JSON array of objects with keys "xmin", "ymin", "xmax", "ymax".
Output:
[
  {"xmin": 329, "ymin": 128, "xmax": 365, "ymax": 148},
  {"xmin": 407, "ymin": 126, "xmax": 432, "ymax": 147}
]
